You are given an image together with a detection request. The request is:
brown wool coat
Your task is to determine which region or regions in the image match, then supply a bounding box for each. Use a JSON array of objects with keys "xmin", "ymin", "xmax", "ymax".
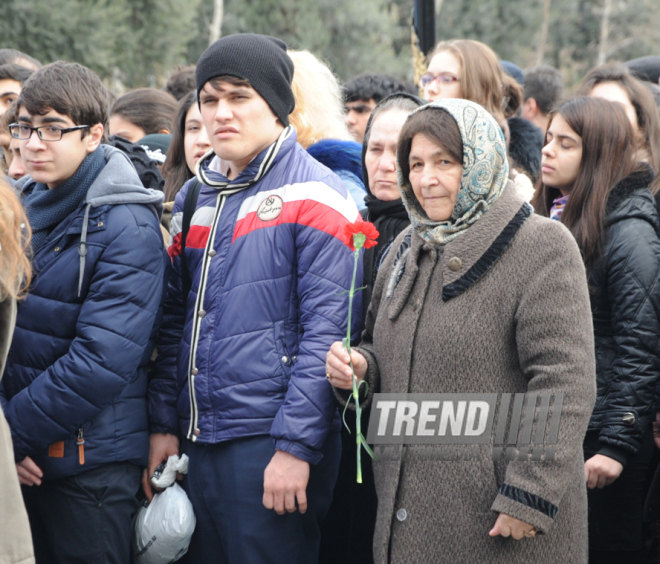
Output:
[
  {"xmin": 0, "ymin": 298, "xmax": 35, "ymax": 564},
  {"xmin": 340, "ymin": 183, "xmax": 597, "ymax": 563}
]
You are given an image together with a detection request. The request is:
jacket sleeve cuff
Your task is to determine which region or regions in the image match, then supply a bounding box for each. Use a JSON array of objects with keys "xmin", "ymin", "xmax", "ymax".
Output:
[
  {"xmin": 149, "ymin": 424, "xmax": 180, "ymax": 436},
  {"xmin": 274, "ymin": 439, "xmax": 323, "ymax": 465},
  {"xmin": 491, "ymin": 483, "xmax": 558, "ymax": 534},
  {"xmin": 596, "ymin": 444, "xmax": 631, "ymax": 468}
]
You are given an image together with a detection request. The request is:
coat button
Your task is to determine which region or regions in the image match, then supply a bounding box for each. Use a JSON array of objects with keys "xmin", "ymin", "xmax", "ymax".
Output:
[
  {"xmin": 194, "ymin": 428, "xmax": 201, "ymax": 436},
  {"xmin": 98, "ymin": 222, "xmax": 104, "ymax": 227},
  {"xmin": 396, "ymin": 508, "xmax": 407, "ymax": 522},
  {"xmin": 429, "ymin": 250, "xmax": 436, "ymax": 262},
  {"xmin": 198, "ymin": 309, "xmax": 206, "ymax": 318},
  {"xmin": 208, "ymin": 249, "xmax": 216, "ymax": 257},
  {"xmin": 448, "ymin": 257, "xmax": 462, "ymax": 271},
  {"xmin": 282, "ymin": 356, "xmax": 290, "ymax": 364},
  {"xmin": 191, "ymin": 367, "xmax": 199, "ymax": 375},
  {"xmin": 622, "ymin": 412, "xmax": 636, "ymax": 425},
  {"xmin": 412, "ymin": 299, "xmax": 421, "ymax": 312},
  {"xmin": 54, "ymin": 247, "xmax": 60, "ymax": 252}
]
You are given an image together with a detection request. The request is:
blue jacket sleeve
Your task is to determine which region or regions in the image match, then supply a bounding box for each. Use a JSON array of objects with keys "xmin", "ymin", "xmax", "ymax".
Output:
[
  {"xmin": 4, "ymin": 218, "xmax": 166, "ymax": 461},
  {"xmin": 270, "ymin": 181, "xmax": 363, "ymax": 464},
  {"xmin": 149, "ymin": 187, "xmax": 188, "ymax": 435}
]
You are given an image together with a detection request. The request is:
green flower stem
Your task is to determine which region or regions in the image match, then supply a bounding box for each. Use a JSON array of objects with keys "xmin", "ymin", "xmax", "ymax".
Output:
[{"xmin": 345, "ymin": 242, "xmax": 371, "ymax": 484}]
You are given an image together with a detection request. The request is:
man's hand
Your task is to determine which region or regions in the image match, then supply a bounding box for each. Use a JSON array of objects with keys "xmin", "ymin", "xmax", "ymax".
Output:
[
  {"xmin": 584, "ymin": 454, "xmax": 623, "ymax": 489},
  {"xmin": 17, "ymin": 456, "xmax": 43, "ymax": 486},
  {"xmin": 489, "ymin": 513, "xmax": 537, "ymax": 540},
  {"xmin": 142, "ymin": 433, "xmax": 180, "ymax": 502},
  {"xmin": 263, "ymin": 450, "xmax": 310, "ymax": 515}
]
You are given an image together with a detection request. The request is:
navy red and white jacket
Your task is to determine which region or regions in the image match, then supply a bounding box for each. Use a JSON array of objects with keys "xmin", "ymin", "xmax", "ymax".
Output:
[{"xmin": 149, "ymin": 127, "xmax": 362, "ymax": 464}]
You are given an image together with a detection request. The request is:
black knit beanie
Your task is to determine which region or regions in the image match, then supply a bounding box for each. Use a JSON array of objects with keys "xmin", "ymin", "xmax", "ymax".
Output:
[{"xmin": 196, "ymin": 33, "xmax": 295, "ymax": 127}]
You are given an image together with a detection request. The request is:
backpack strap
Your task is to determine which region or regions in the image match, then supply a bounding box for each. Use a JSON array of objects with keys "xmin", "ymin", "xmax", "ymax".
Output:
[{"xmin": 180, "ymin": 179, "xmax": 203, "ymax": 308}]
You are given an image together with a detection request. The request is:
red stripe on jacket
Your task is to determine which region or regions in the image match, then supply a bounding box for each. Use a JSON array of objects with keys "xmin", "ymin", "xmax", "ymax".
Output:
[{"xmin": 232, "ymin": 199, "xmax": 351, "ymax": 243}]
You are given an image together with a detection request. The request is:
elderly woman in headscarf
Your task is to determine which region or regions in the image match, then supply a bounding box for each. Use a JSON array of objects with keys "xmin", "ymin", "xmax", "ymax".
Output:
[{"xmin": 326, "ymin": 99, "xmax": 596, "ymax": 563}]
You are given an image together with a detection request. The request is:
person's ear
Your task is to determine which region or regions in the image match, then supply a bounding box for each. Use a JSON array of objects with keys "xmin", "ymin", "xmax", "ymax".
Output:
[
  {"xmin": 522, "ymin": 98, "xmax": 539, "ymax": 119},
  {"xmin": 85, "ymin": 123, "xmax": 104, "ymax": 153},
  {"xmin": 158, "ymin": 128, "xmax": 171, "ymax": 135}
]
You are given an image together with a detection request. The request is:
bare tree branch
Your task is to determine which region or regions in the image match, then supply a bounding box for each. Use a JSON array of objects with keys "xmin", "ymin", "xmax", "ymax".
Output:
[{"xmin": 209, "ymin": 0, "xmax": 223, "ymax": 45}]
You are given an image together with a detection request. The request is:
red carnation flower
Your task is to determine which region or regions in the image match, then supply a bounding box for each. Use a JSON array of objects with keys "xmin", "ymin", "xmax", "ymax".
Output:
[{"xmin": 343, "ymin": 219, "xmax": 379, "ymax": 252}]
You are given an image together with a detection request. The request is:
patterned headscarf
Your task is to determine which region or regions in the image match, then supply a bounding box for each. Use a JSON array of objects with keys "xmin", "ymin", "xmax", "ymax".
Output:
[{"xmin": 398, "ymin": 98, "xmax": 509, "ymax": 245}]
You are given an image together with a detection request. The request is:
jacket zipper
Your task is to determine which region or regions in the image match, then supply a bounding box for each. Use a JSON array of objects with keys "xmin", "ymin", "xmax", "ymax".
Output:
[
  {"xmin": 185, "ymin": 131, "xmax": 292, "ymax": 440},
  {"xmin": 186, "ymin": 191, "xmax": 235, "ymax": 440},
  {"xmin": 77, "ymin": 428, "xmax": 85, "ymax": 465}
]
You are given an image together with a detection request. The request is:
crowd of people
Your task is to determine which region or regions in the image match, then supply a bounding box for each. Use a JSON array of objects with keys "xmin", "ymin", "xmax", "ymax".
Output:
[{"xmin": 0, "ymin": 32, "xmax": 659, "ymax": 564}]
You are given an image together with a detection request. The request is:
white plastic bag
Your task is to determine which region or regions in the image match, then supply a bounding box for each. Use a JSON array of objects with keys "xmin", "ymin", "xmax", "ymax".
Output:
[{"xmin": 133, "ymin": 455, "xmax": 196, "ymax": 564}]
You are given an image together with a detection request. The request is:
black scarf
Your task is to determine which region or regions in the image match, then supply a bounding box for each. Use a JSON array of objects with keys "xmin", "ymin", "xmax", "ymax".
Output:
[
  {"xmin": 362, "ymin": 194, "xmax": 410, "ymax": 318},
  {"xmin": 23, "ymin": 146, "xmax": 105, "ymax": 255}
]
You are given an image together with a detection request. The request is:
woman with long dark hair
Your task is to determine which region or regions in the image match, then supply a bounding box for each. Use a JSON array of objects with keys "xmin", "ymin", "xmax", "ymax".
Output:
[
  {"xmin": 533, "ymin": 96, "xmax": 660, "ymax": 564},
  {"xmin": 162, "ymin": 92, "xmax": 211, "ymax": 203},
  {"xmin": 159, "ymin": 92, "xmax": 211, "ymax": 241},
  {"xmin": 577, "ymin": 64, "xmax": 660, "ymax": 196}
]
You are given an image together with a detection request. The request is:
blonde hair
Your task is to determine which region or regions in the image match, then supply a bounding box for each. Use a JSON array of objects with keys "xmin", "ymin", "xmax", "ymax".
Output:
[
  {"xmin": 0, "ymin": 179, "xmax": 31, "ymax": 300},
  {"xmin": 288, "ymin": 50, "xmax": 352, "ymax": 149},
  {"xmin": 429, "ymin": 39, "xmax": 523, "ymax": 140}
]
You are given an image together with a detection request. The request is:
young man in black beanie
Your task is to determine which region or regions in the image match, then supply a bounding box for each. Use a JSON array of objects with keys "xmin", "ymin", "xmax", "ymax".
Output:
[{"xmin": 148, "ymin": 33, "xmax": 362, "ymax": 563}]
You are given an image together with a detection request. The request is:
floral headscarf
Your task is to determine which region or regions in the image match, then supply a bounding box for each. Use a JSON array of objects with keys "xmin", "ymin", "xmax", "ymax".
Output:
[{"xmin": 398, "ymin": 98, "xmax": 509, "ymax": 245}]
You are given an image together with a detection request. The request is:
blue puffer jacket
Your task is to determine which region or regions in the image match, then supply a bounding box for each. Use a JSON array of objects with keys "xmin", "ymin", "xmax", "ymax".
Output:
[
  {"xmin": 149, "ymin": 127, "xmax": 362, "ymax": 465},
  {"xmin": 0, "ymin": 146, "xmax": 168, "ymax": 480}
]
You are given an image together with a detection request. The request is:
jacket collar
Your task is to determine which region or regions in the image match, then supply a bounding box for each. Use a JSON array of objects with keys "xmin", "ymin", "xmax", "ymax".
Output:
[
  {"xmin": 394, "ymin": 181, "xmax": 532, "ymax": 304},
  {"xmin": 606, "ymin": 166, "xmax": 654, "ymax": 213},
  {"xmin": 196, "ymin": 126, "xmax": 296, "ymax": 192}
]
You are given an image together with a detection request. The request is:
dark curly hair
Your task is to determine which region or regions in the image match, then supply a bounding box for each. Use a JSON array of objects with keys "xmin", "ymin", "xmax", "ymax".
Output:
[{"xmin": 343, "ymin": 73, "xmax": 416, "ymax": 104}]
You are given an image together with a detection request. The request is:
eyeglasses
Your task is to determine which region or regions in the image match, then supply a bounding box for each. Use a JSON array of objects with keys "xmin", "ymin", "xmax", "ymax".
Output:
[
  {"xmin": 9, "ymin": 123, "xmax": 90, "ymax": 142},
  {"xmin": 420, "ymin": 73, "xmax": 460, "ymax": 88}
]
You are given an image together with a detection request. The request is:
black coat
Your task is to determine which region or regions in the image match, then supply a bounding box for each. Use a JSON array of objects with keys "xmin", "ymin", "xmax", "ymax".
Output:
[{"xmin": 588, "ymin": 168, "xmax": 660, "ymax": 466}]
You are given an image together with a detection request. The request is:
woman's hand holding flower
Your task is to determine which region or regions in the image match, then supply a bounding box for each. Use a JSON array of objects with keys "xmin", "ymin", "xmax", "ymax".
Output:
[{"xmin": 325, "ymin": 341, "xmax": 367, "ymax": 390}]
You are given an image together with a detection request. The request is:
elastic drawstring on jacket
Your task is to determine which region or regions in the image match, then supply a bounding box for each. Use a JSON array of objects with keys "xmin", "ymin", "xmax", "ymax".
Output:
[{"xmin": 78, "ymin": 204, "xmax": 91, "ymax": 298}]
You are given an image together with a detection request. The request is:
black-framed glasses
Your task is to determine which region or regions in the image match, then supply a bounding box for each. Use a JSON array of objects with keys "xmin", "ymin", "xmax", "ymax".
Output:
[
  {"xmin": 420, "ymin": 73, "xmax": 460, "ymax": 88},
  {"xmin": 9, "ymin": 123, "xmax": 90, "ymax": 142}
]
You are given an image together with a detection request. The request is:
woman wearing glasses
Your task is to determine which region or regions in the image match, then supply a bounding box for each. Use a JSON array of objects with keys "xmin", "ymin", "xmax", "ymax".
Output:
[{"xmin": 420, "ymin": 39, "xmax": 536, "ymax": 201}]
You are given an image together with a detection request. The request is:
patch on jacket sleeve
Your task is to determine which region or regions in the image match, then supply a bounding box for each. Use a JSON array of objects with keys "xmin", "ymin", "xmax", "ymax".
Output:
[{"xmin": 232, "ymin": 181, "xmax": 359, "ymax": 242}]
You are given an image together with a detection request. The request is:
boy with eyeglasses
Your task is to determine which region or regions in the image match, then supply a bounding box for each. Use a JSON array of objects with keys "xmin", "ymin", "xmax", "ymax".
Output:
[{"xmin": 0, "ymin": 61, "xmax": 168, "ymax": 563}]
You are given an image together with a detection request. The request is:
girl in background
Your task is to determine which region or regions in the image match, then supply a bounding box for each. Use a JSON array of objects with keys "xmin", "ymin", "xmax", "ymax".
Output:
[
  {"xmin": 160, "ymin": 91, "xmax": 211, "ymax": 242},
  {"xmin": 533, "ymin": 96, "xmax": 660, "ymax": 564},
  {"xmin": 421, "ymin": 38, "xmax": 535, "ymax": 201},
  {"xmin": 109, "ymin": 88, "xmax": 178, "ymax": 143},
  {"xmin": 578, "ymin": 64, "xmax": 660, "ymax": 198}
]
